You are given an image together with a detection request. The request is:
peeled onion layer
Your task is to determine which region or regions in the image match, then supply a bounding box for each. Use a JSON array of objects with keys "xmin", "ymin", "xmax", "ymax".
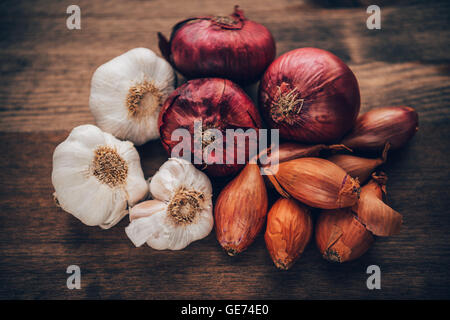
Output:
[
  {"xmin": 259, "ymin": 47, "xmax": 360, "ymax": 144},
  {"xmin": 352, "ymin": 173, "xmax": 402, "ymax": 236},
  {"xmin": 158, "ymin": 78, "xmax": 263, "ymax": 177},
  {"xmin": 341, "ymin": 106, "xmax": 419, "ymax": 152},
  {"xmin": 316, "ymin": 208, "xmax": 374, "ymax": 263},
  {"xmin": 158, "ymin": 6, "xmax": 275, "ymax": 85}
]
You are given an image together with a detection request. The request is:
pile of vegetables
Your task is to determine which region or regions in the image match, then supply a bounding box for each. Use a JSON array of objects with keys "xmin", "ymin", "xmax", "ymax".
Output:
[{"xmin": 52, "ymin": 6, "xmax": 418, "ymax": 270}]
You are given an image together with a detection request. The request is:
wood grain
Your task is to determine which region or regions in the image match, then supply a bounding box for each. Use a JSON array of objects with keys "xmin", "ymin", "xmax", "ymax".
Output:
[{"xmin": 0, "ymin": 0, "xmax": 449, "ymax": 299}]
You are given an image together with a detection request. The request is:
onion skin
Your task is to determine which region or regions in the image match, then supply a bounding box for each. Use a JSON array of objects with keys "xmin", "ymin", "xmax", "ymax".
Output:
[
  {"xmin": 352, "ymin": 172, "xmax": 402, "ymax": 236},
  {"xmin": 341, "ymin": 106, "xmax": 419, "ymax": 152},
  {"xmin": 259, "ymin": 48, "xmax": 360, "ymax": 143},
  {"xmin": 316, "ymin": 208, "xmax": 374, "ymax": 263},
  {"xmin": 158, "ymin": 78, "xmax": 262, "ymax": 177},
  {"xmin": 328, "ymin": 155, "xmax": 382, "ymax": 184},
  {"xmin": 158, "ymin": 6, "xmax": 276, "ymax": 85},
  {"xmin": 265, "ymin": 198, "xmax": 313, "ymax": 270},
  {"xmin": 215, "ymin": 163, "xmax": 268, "ymax": 256},
  {"xmin": 263, "ymin": 157, "xmax": 360, "ymax": 209},
  {"xmin": 259, "ymin": 142, "xmax": 351, "ymax": 167},
  {"xmin": 328, "ymin": 143, "xmax": 389, "ymax": 183}
]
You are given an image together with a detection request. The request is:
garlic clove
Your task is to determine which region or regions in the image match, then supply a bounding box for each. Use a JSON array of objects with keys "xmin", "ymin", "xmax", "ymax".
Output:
[
  {"xmin": 89, "ymin": 48, "xmax": 176, "ymax": 146},
  {"xmin": 126, "ymin": 209, "xmax": 169, "ymax": 248},
  {"xmin": 54, "ymin": 176, "xmax": 123, "ymax": 227},
  {"xmin": 125, "ymin": 203, "xmax": 213, "ymax": 250},
  {"xmin": 98, "ymin": 191, "xmax": 130, "ymax": 229},
  {"xmin": 52, "ymin": 125, "xmax": 148, "ymax": 229},
  {"xmin": 125, "ymin": 171, "xmax": 151, "ymax": 206},
  {"xmin": 129, "ymin": 199, "xmax": 167, "ymax": 221},
  {"xmin": 125, "ymin": 158, "xmax": 214, "ymax": 250},
  {"xmin": 162, "ymin": 208, "xmax": 214, "ymax": 250}
]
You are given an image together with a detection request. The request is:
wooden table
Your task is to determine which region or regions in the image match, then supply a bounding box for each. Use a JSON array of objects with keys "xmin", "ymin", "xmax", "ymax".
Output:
[{"xmin": 1, "ymin": 0, "xmax": 449, "ymax": 299}]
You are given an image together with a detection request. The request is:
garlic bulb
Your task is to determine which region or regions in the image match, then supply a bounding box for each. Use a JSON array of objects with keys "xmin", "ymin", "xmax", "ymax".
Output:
[
  {"xmin": 52, "ymin": 124, "xmax": 148, "ymax": 229},
  {"xmin": 125, "ymin": 158, "xmax": 213, "ymax": 250},
  {"xmin": 89, "ymin": 48, "xmax": 176, "ymax": 145}
]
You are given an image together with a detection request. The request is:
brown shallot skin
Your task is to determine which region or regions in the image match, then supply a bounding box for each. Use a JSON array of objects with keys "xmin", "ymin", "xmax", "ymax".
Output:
[
  {"xmin": 259, "ymin": 48, "xmax": 360, "ymax": 144},
  {"xmin": 327, "ymin": 143, "xmax": 389, "ymax": 183},
  {"xmin": 352, "ymin": 173, "xmax": 402, "ymax": 236},
  {"xmin": 265, "ymin": 198, "xmax": 313, "ymax": 270},
  {"xmin": 263, "ymin": 157, "xmax": 360, "ymax": 209},
  {"xmin": 259, "ymin": 142, "xmax": 350, "ymax": 167},
  {"xmin": 341, "ymin": 106, "xmax": 419, "ymax": 152},
  {"xmin": 316, "ymin": 208, "xmax": 374, "ymax": 263},
  {"xmin": 158, "ymin": 6, "xmax": 275, "ymax": 85},
  {"xmin": 215, "ymin": 163, "xmax": 268, "ymax": 256}
]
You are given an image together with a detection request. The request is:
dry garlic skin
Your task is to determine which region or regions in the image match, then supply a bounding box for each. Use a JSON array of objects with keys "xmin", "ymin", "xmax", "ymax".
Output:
[
  {"xmin": 149, "ymin": 157, "xmax": 212, "ymax": 203},
  {"xmin": 52, "ymin": 124, "xmax": 148, "ymax": 229},
  {"xmin": 89, "ymin": 48, "xmax": 176, "ymax": 145},
  {"xmin": 125, "ymin": 158, "xmax": 214, "ymax": 250}
]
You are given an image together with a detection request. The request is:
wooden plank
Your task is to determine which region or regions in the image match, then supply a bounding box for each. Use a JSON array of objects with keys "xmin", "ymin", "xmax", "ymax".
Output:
[
  {"xmin": 0, "ymin": 1, "xmax": 449, "ymax": 132},
  {"xmin": 0, "ymin": 121, "xmax": 449, "ymax": 299},
  {"xmin": 0, "ymin": 0, "xmax": 449, "ymax": 299}
]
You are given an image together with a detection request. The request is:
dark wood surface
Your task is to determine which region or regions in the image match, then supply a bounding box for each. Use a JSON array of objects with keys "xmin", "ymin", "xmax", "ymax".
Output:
[{"xmin": 0, "ymin": 0, "xmax": 449, "ymax": 299}]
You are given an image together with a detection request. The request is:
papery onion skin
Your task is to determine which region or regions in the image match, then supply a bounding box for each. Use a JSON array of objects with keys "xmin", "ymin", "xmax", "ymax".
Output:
[
  {"xmin": 341, "ymin": 106, "xmax": 419, "ymax": 152},
  {"xmin": 259, "ymin": 142, "xmax": 351, "ymax": 167},
  {"xmin": 158, "ymin": 6, "xmax": 276, "ymax": 85},
  {"xmin": 265, "ymin": 198, "xmax": 313, "ymax": 270},
  {"xmin": 263, "ymin": 157, "xmax": 360, "ymax": 209},
  {"xmin": 316, "ymin": 208, "xmax": 374, "ymax": 263},
  {"xmin": 328, "ymin": 154, "xmax": 382, "ymax": 184},
  {"xmin": 215, "ymin": 163, "xmax": 268, "ymax": 256},
  {"xmin": 259, "ymin": 143, "xmax": 351, "ymax": 192},
  {"xmin": 328, "ymin": 143, "xmax": 389, "ymax": 183},
  {"xmin": 352, "ymin": 172, "xmax": 402, "ymax": 236},
  {"xmin": 158, "ymin": 78, "xmax": 263, "ymax": 177},
  {"xmin": 259, "ymin": 48, "xmax": 360, "ymax": 143}
]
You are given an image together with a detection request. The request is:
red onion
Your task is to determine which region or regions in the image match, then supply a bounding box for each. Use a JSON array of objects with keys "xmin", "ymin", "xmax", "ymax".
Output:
[
  {"xmin": 259, "ymin": 48, "xmax": 360, "ymax": 144},
  {"xmin": 158, "ymin": 6, "xmax": 276, "ymax": 85},
  {"xmin": 158, "ymin": 78, "xmax": 263, "ymax": 177}
]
